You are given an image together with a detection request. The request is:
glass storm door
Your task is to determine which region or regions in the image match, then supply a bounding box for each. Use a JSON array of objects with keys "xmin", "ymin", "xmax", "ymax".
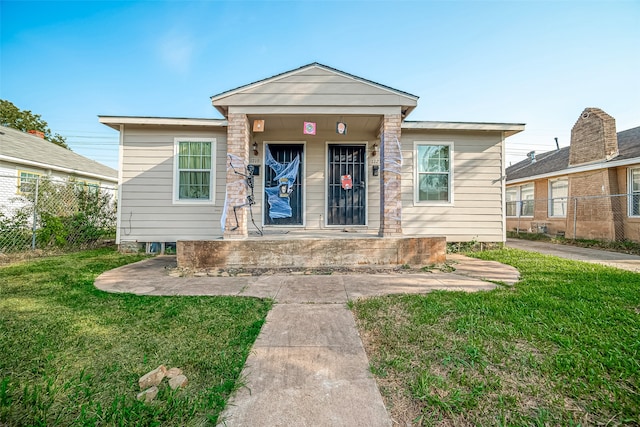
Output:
[{"xmin": 327, "ymin": 144, "xmax": 366, "ymax": 226}]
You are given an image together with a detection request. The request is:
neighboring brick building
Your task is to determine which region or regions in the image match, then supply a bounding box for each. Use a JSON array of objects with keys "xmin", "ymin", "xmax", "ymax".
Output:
[{"xmin": 506, "ymin": 108, "xmax": 640, "ymax": 241}]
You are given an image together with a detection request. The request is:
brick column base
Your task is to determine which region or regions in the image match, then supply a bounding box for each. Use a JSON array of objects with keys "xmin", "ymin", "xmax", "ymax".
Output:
[
  {"xmin": 378, "ymin": 114, "xmax": 403, "ymax": 237},
  {"xmin": 223, "ymin": 113, "xmax": 249, "ymax": 239}
]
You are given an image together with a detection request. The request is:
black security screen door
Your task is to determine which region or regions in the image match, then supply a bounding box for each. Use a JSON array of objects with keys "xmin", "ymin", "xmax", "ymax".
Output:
[
  {"xmin": 264, "ymin": 144, "xmax": 304, "ymax": 225},
  {"xmin": 327, "ymin": 144, "xmax": 366, "ymax": 226}
]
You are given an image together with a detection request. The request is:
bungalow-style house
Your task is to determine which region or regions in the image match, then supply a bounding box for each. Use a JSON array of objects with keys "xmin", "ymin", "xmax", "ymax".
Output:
[
  {"xmin": 506, "ymin": 107, "xmax": 640, "ymax": 241},
  {"xmin": 99, "ymin": 63, "xmax": 524, "ymax": 267},
  {"xmin": 0, "ymin": 125, "xmax": 118, "ymax": 212}
]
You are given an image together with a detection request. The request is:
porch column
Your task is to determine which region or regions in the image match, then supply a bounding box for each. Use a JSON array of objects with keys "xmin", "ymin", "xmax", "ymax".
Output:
[
  {"xmin": 378, "ymin": 114, "xmax": 403, "ymax": 237},
  {"xmin": 223, "ymin": 113, "xmax": 250, "ymax": 239}
]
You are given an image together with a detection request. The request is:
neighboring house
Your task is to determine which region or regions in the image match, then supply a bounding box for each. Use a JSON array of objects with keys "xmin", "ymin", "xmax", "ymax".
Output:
[
  {"xmin": 99, "ymin": 63, "xmax": 524, "ymax": 250},
  {"xmin": 506, "ymin": 107, "xmax": 640, "ymax": 241},
  {"xmin": 0, "ymin": 125, "xmax": 118, "ymax": 212}
]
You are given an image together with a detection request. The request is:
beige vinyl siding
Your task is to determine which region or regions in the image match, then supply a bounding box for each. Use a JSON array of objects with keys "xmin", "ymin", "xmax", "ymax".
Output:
[
  {"xmin": 401, "ymin": 131, "xmax": 505, "ymax": 242},
  {"xmin": 304, "ymin": 141, "xmax": 323, "ymax": 227},
  {"xmin": 119, "ymin": 125, "xmax": 226, "ymax": 242},
  {"xmin": 217, "ymin": 68, "xmax": 416, "ymax": 110}
]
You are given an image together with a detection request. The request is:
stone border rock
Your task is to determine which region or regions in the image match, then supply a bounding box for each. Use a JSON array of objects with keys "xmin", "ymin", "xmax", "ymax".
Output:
[{"xmin": 137, "ymin": 365, "xmax": 188, "ymax": 403}]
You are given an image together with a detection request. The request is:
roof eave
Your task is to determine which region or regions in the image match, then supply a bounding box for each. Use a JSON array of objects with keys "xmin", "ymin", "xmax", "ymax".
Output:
[
  {"xmin": 402, "ymin": 121, "xmax": 525, "ymax": 137},
  {"xmin": 0, "ymin": 154, "xmax": 117, "ymax": 182},
  {"xmin": 507, "ymin": 156, "xmax": 640, "ymax": 185},
  {"xmin": 98, "ymin": 116, "xmax": 228, "ymax": 130}
]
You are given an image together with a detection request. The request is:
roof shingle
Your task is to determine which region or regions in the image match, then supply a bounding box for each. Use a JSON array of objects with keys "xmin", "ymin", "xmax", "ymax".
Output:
[
  {"xmin": 0, "ymin": 125, "xmax": 117, "ymax": 180},
  {"xmin": 506, "ymin": 126, "xmax": 640, "ymax": 182}
]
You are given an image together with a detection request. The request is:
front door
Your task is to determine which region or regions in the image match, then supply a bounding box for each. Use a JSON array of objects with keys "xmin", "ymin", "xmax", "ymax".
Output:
[
  {"xmin": 264, "ymin": 144, "xmax": 304, "ymax": 226},
  {"xmin": 327, "ymin": 144, "xmax": 366, "ymax": 226}
]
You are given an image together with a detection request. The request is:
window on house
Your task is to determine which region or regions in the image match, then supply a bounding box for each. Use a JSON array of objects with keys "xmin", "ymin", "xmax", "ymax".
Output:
[
  {"xmin": 506, "ymin": 183, "xmax": 534, "ymax": 217},
  {"xmin": 630, "ymin": 168, "xmax": 640, "ymax": 216},
  {"xmin": 73, "ymin": 180, "xmax": 100, "ymax": 194},
  {"xmin": 415, "ymin": 142, "xmax": 452, "ymax": 203},
  {"xmin": 17, "ymin": 171, "xmax": 40, "ymax": 194},
  {"xmin": 506, "ymin": 187, "xmax": 518, "ymax": 217},
  {"xmin": 174, "ymin": 138, "xmax": 215, "ymax": 203},
  {"xmin": 549, "ymin": 178, "xmax": 568, "ymax": 217},
  {"xmin": 520, "ymin": 184, "xmax": 534, "ymax": 216}
]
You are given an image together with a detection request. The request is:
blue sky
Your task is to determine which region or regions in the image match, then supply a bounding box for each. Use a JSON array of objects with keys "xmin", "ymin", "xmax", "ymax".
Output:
[{"xmin": 2, "ymin": 0, "xmax": 639, "ymax": 170}]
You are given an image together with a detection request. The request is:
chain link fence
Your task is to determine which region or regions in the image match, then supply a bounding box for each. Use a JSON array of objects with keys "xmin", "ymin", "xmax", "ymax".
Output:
[
  {"xmin": 507, "ymin": 193, "xmax": 638, "ymax": 242},
  {"xmin": 0, "ymin": 174, "xmax": 117, "ymax": 258}
]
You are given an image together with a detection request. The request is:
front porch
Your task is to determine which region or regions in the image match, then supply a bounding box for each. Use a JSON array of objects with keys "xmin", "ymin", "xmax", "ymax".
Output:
[{"xmin": 177, "ymin": 231, "xmax": 446, "ymax": 269}]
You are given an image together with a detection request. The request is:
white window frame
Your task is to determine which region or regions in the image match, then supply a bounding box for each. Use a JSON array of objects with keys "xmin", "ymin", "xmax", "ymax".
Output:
[
  {"xmin": 506, "ymin": 183, "xmax": 534, "ymax": 218},
  {"xmin": 548, "ymin": 178, "xmax": 568, "ymax": 217},
  {"xmin": 629, "ymin": 168, "xmax": 640, "ymax": 217},
  {"xmin": 173, "ymin": 137, "xmax": 216, "ymax": 205},
  {"xmin": 413, "ymin": 141, "xmax": 454, "ymax": 206}
]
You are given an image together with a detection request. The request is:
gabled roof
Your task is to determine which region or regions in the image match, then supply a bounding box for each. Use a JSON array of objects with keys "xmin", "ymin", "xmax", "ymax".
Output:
[
  {"xmin": 506, "ymin": 126, "xmax": 640, "ymax": 183},
  {"xmin": 211, "ymin": 62, "xmax": 419, "ymax": 100},
  {"xmin": 0, "ymin": 125, "xmax": 117, "ymax": 181},
  {"xmin": 211, "ymin": 62, "xmax": 418, "ymax": 116}
]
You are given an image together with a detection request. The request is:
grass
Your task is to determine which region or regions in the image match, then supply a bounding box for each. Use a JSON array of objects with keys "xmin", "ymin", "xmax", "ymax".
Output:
[
  {"xmin": 0, "ymin": 248, "xmax": 272, "ymax": 426},
  {"xmin": 352, "ymin": 248, "xmax": 640, "ymax": 426}
]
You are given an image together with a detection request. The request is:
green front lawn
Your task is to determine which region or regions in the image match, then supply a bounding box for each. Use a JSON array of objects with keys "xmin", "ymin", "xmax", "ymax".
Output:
[
  {"xmin": 353, "ymin": 248, "xmax": 640, "ymax": 426},
  {"xmin": 0, "ymin": 248, "xmax": 272, "ymax": 426}
]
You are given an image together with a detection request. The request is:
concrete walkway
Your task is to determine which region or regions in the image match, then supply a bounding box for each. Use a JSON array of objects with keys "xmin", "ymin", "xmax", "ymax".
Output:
[
  {"xmin": 95, "ymin": 255, "xmax": 519, "ymax": 427},
  {"xmin": 506, "ymin": 238, "xmax": 640, "ymax": 272}
]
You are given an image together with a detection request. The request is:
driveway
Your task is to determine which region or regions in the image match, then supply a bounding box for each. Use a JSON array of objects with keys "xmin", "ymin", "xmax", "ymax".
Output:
[{"xmin": 506, "ymin": 238, "xmax": 640, "ymax": 272}]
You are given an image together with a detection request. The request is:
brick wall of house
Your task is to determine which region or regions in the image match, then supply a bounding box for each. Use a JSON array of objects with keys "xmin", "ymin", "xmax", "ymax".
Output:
[
  {"xmin": 566, "ymin": 169, "xmax": 621, "ymax": 240},
  {"xmin": 617, "ymin": 165, "xmax": 640, "ymax": 241},
  {"xmin": 569, "ymin": 108, "xmax": 618, "ymax": 166},
  {"xmin": 534, "ymin": 178, "xmax": 568, "ymax": 236}
]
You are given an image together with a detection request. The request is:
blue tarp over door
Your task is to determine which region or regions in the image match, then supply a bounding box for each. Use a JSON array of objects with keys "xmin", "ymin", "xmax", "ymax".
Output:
[{"xmin": 264, "ymin": 144, "xmax": 303, "ymax": 225}]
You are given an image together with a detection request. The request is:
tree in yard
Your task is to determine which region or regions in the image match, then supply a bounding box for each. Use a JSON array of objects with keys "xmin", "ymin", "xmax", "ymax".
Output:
[{"xmin": 0, "ymin": 99, "xmax": 70, "ymax": 149}]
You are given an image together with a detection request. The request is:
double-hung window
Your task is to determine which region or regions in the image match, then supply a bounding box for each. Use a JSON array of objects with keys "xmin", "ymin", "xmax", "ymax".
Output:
[
  {"xmin": 629, "ymin": 168, "xmax": 640, "ymax": 216},
  {"xmin": 549, "ymin": 178, "xmax": 568, "ymax": 217},
  {"xmin": 506, "ymin": 187, "xmax": 518, "ymax": 217},
  {"xmin": 174, "ymin": 138, "xmax": 215, "ymax": 203},
  {"xmin": 415, "ymin": 142, "xmax": 453, "ymax": 204},
  {"xmin": 18, "ymin": 171, "xmax": 40, "ymax": 194},
  {"xmin": 506, "ymin": 183, "xmax": 534, "ymax": 217}
]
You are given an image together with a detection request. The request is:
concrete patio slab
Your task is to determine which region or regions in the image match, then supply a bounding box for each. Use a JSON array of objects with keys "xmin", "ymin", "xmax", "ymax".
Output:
[
  {"xmin": 236, "ymin": 275, "xmax": 283, "ymax": 299},
  {"xmin": 274, "ymin": 276, "xmax": 348, "ymax": 304}
]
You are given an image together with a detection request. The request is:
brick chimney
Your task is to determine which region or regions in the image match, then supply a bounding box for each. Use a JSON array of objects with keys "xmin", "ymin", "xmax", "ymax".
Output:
[
  {"xmin": 27, "ymin": 130, "xmax": 45, "ymax": 138},
  {"xmin": 569, "ymin": 108, "xmax": 618, "ymax": 166}
]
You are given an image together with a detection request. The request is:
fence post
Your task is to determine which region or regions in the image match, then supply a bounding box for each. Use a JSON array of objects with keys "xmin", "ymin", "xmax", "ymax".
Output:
[
  {"xmin": 573, "ymin": 197, "xmax": 577, "ymax": 240},
  {"xmin": 31, "ymin": 177, "xmax": 39, "ymax": 250}
]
